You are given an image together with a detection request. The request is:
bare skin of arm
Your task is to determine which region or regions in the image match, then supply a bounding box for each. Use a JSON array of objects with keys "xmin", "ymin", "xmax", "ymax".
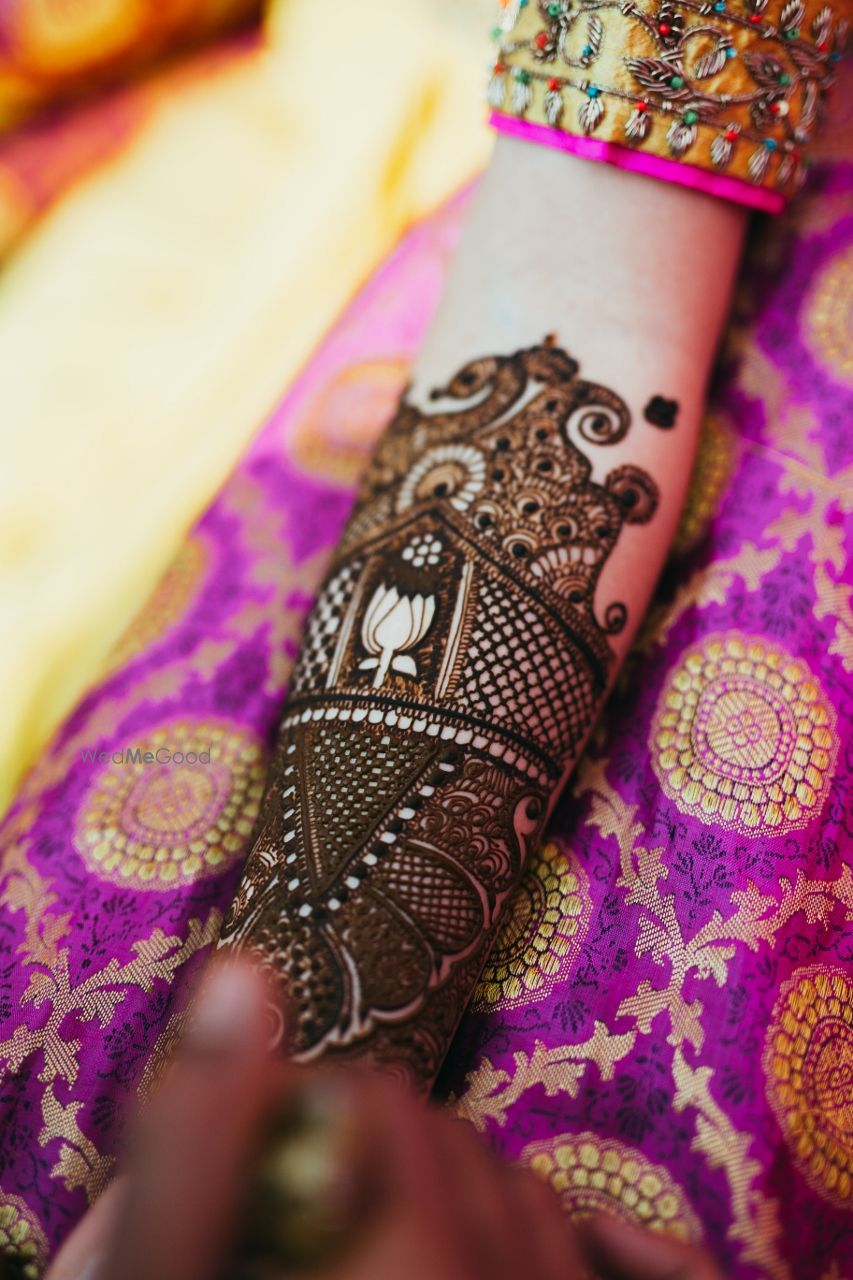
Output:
[{"xmin": 219, "ymin": 137, "xmax": 747, "ymax": 1091}]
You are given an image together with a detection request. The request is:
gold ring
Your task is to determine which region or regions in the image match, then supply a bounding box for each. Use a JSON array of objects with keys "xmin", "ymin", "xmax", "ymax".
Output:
[{"xmin": 238, "ymin": 1078, "xmax": 371, "ymax": 1271}]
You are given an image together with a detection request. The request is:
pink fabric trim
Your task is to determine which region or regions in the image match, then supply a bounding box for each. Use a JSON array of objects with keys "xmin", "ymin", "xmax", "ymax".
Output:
[{"xmin": 489, "ymin": 112, "xmax": 786, "ymax": 216}]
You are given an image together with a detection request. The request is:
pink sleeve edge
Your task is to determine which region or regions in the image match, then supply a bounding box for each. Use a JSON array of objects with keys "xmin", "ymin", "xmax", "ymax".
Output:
[{"xmin": 489, "ymin": 112, "xmax": 786, "ymax": 216}]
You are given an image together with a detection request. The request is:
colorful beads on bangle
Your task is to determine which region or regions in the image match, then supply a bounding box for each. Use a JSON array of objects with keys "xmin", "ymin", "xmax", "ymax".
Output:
[{"xmin": 486, "ymin": 0, "xmax": 846, "ymax": 197}]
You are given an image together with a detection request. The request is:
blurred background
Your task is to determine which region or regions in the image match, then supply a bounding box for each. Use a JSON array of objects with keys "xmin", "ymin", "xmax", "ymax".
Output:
[{"xmin": 0, "ymin": 0, "xmax": 496, "ymax": 818}]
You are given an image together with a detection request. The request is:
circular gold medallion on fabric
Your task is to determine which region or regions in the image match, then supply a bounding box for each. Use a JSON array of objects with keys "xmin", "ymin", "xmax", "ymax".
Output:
[
  {"xmin": 522, "ymin": 1131, "xmax": 701, "ymax": 1241},
  {"xmin": 0, "ymin": 1191, "xmax": 48, "ymax": 1280},
  {"xmin": 75, "ymin": 719, "xmax": 265, "ymax": 889},
  {"xmin": 650, "ymin": 634, "xmax": 837, "ymax": 834},
  {"xmin": 764, "ymin": 966, "xmax": 853, "ymax": 1207},
  {"xmin": 108, "ymin": 534, "xmax": 208, "ymax": 671},
  {"xmin": 803, "ymin": 245, "xmax": 853, "ymax": 385},
  {"xmin": 473, "ymin": 839, "xmax": 590, "ymax": 1010},
  {"xmin": 289, "ymin": 360, "xmax": 409, "ymax": 486}
]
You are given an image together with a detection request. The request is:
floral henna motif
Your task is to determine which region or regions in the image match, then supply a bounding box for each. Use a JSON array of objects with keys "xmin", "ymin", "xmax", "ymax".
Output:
[{"xmin": 219, "ymin": 341, "xmax": 660, "ymax": 1088}]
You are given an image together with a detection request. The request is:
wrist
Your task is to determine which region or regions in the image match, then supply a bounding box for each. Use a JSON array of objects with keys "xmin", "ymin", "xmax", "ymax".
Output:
[{"xmin": 413, "ymin": 133, "xmax": 747, "ymax": 387}]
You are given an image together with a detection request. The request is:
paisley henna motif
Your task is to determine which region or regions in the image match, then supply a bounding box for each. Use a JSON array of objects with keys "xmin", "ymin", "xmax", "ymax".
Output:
[{"xmin": 219, "ymin": 341, "xmax": 661, "ymax": 1089}]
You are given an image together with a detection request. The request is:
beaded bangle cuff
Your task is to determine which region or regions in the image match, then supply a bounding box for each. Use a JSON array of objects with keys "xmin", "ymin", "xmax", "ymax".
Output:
[{"xmin": 488, "ymin": 0, "xmax": 848, "ymax": 203}]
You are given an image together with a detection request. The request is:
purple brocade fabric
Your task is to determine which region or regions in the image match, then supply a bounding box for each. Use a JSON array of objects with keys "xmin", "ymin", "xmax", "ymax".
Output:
[{"xmin": 1, "ymin": 78, "xmax": 852, "ymax": 1279}]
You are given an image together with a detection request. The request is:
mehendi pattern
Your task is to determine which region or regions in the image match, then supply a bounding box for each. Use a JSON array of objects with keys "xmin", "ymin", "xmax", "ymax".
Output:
[
  {"xmin": 644, "ymin": 395, "xmax": 680, "ymax": 428},
  {"xmin": 219, "ymin": 341, "xmax": 660, "ymax": 1086}
]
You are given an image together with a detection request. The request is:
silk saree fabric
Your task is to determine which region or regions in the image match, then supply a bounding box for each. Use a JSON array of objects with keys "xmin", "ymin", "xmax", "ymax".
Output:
[
  {"xmin": 0, "ymin": 0, "xmax": 494, "ymax": 822},
  {"xmin": 1, "ymin": 71, "xmax": 852, "ymax": 1280}
]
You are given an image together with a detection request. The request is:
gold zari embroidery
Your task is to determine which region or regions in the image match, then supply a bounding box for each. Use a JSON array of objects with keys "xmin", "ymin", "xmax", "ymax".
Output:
[{"xmin": 490, "ymin": 0, "xmax": 847, "ymax": 199}]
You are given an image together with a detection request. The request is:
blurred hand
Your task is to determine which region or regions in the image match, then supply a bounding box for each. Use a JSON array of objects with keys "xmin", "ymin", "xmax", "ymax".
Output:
[
  {"xmin": 576, "ymin": 1214, "xmax": 727, "ymax": 1280},
  {"xmin": 43, "ymin": 960, "xmax": 726, "ymax": 1280},
  {"xmin": 44, "ymin": 960, "xmax": 585, "ymax": 1280}
]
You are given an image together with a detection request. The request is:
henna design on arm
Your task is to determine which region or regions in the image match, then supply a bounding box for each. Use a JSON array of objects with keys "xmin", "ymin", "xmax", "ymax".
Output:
[
  {"xmin": 219, "ymin": 340, "xmax": 661, "ymax": 1089},
  {"xmin": 644, "ymin": 395, "xmax": 680, "ymax": 428}
]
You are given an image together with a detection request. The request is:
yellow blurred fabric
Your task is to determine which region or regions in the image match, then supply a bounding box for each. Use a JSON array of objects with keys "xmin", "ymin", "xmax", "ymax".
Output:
[{"xmin": 0, "ymin": 0, "xmax": 494, "ymax": 818}]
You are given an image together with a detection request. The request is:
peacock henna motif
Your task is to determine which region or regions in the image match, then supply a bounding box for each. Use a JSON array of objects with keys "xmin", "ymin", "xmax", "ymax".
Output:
[{"xmin": 219, "ymin": 340, "xmax": 661, "ymax": 1089}]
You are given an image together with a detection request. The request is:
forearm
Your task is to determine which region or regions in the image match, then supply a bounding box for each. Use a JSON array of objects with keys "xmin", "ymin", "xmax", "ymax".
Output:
[
  {"xmin": 415, "ymin": 132, "xmax": 746, "ymax": 686},
  {"xmin": 220, "ymin": 143, "xmax": 747, "ymax": 1089},
  {"xmin": 418, "ymin": 132, "xmax": 745, "ymax": 635},
  {"xmin": 419, "ymin": 134, "xmax": 746, "ymax": 373}
]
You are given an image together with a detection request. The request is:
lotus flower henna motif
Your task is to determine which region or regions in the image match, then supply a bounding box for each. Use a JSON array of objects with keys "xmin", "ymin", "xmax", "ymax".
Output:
[{"xmin": 359, "ymin": 583, "xmax": 436, "ymax": 688}]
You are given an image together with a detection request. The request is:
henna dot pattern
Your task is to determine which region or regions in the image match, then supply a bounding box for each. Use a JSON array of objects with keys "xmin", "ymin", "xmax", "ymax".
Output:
[
  {"xmin": 650, "ymin": 634, "xmax": 837, "ymax": 834},
  {"xmin": 402, "ymin": 534, "xmax": 443, "ymax": 568},
  {"xmin": 473, "ymin": 839, "xmax": 590, "ymax": 1010},
  {"xmin": 764, "ymin": 966, "xmax": 853, "ymax": 1207},
  {"xmin": 522, "ymin": 1133, "xmax": 702, "ymax": 1240},
  {"xmin": 75, "ymin": 720, "xmax": 265, "ymax": 889}
]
